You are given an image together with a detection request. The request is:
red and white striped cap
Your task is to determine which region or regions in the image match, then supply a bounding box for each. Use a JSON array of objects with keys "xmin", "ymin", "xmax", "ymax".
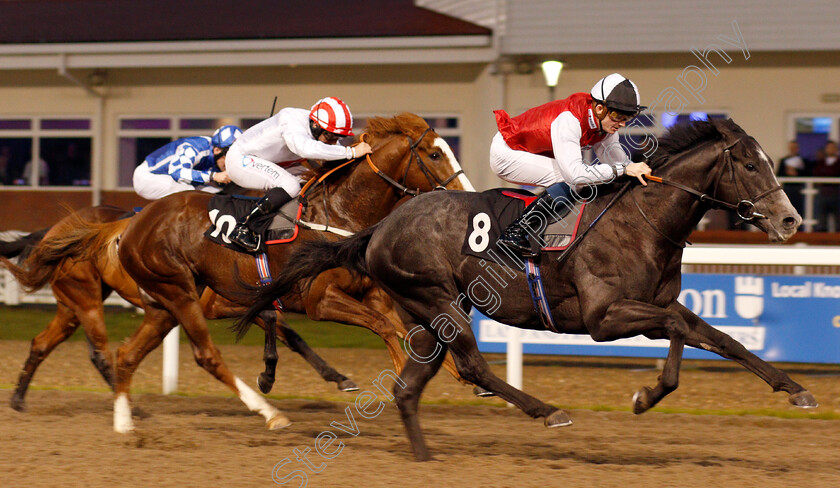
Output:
[{"xmin": 309, "ymin": 97, "xmax": 355, "ymax": 136}]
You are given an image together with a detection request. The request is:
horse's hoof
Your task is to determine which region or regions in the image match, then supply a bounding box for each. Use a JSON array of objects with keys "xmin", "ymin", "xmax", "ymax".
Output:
[
  {"xmin": 472, "ymin": 386, "xmax": 496, "ymax": 397},
  {"xmin": 267, "ymin": 414, "xmax": 291, "ymax": 430},
  {"xmin": 544, "ymin": 409, "xmax": 572, "ymax": 428},
  {"xmin": 632, "ymin": 387, "xmax": 653, "ymax": 414},
  {"xmin": 9, "ymin": 395, "xmax": 26, "ymax": 412},
  {"xmin": 337, "ymin": 379, "xmax": 359, "ymax": 392},
  {"xmin": 257, "ymin": 374, "xmax": 275, "ymax": 394},
  {"xmin": 789, "ymin": 390, "xmax": 819, "ymax": 409}
]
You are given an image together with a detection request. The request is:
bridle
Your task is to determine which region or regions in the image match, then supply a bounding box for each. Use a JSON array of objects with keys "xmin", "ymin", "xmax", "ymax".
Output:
[
  {"xmin": 364, "ymin": 127, "xmax": 464, "ymax": 196},
  {"xmin": 633, "ymin": 137, "xmax": 784, "ymax": 247},
  {"xmin": 295, "ymin": 126, "xmax": 465, "ymax": 236}
]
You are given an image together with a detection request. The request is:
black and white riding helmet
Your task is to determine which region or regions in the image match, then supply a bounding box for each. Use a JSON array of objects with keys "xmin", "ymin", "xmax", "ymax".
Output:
[{"xmin": 590, "ymin": 73, "xmax": 647, "ymax": 115}]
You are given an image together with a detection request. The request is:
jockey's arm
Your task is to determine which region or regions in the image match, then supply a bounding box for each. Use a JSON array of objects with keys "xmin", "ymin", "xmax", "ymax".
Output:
[
  {"xmin": 281, "ymin": 117, "xmax": 357, "ymax": 161},
  {"xmin": 169, "ymin": 143, "xmax": 213, "ymax": 186},
  {"xmin": 593, "ymin": 133, "xmax": 651, "ymax": 185},
  {"xmin": 550, "ymin": 113, "xmax": 619, "ymax": 186}
]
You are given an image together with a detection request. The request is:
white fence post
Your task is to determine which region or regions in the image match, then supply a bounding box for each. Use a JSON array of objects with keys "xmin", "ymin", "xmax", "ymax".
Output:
[
  {"xmin": 506, "ymin": 328, "xmax": 523, "ymax": 407},
  {"xmin": 162, "ymin": 326, "xmax": 180, "ymax": 394},
  {"xmin": 2, "ymin": 269, "xmax": 20, "ymax": 305}
]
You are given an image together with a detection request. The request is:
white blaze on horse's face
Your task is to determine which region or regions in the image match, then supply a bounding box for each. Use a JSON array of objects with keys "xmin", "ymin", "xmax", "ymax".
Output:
[
  {"xmin": 434, "ymin": 136, "xmax": 476, "ymax": 191},
  {"xmin": 758, "ymin": 148, "xmax": 780, "ymax": 182}
]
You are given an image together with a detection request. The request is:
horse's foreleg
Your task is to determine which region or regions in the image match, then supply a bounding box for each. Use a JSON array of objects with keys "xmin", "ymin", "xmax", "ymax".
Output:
[
  {"xmin": 11, "ymin": 304, "xmax": 80, "ymax": 411},
  {"xmin": 274, "ymin": 320, "xmax": 359, "ymax": 392},
  {"xmin": 586, "ymin": 300, "xmax": 689, "ymax": 414},
  {"xmin": 304, "ymin": 281, "xmax": 406, "ymax": 375},
  {"xmin": 254, "ymin": 311, "xmax": 279, "ymax": 394},
  {"xmin": 669, "ymin": 301, "xmax": 817, "ymax": 408}
]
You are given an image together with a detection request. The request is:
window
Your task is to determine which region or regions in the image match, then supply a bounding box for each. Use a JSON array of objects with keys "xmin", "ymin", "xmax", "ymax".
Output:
[
  {"xmin": 352, "ymin": 115, "xmax": 462, "ymax": 161},
  {"xmin": 791, "ymin": 115, "xmax": 839, "ymax": 161},
  {"xmin": 117, "ymin": 116, "xmax": 256, "ymax": 187},
  {"xmin": 0, "ymin": 117, "xmax": 92, "ymax": 188}
]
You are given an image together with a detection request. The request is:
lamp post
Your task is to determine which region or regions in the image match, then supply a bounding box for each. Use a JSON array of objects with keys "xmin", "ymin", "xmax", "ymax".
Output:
[{"xmin": 541, "ymin": 60, "xmax": 564, "ymax": 101}]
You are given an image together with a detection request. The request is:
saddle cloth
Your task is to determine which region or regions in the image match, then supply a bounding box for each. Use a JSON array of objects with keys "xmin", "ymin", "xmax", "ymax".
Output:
[
  {"xmin": 204, "ymin": 194, "xmax": 302, "ymax": 253},
  {"xmin": 460, "ymin": 188, "xmax": 586, "ymax": 266}
]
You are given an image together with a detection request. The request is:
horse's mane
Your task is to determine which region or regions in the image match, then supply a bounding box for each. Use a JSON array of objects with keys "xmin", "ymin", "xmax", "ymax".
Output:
[
  {"xmin": 364, "ymin": 112, "xmax": 429, "ymax": 141},
  {"xmin": 648, "ymin": 118, "xmax": 742, "ymax": 169}
]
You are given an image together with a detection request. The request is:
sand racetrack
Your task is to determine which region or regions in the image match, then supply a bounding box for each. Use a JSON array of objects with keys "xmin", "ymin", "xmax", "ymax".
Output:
[{"xmin": 1, "ymin": 340, "xmax": 840, "ymax": 488}]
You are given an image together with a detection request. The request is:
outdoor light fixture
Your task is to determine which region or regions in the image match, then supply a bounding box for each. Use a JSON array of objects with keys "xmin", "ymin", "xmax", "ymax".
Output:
[{"xmin": 541, "ymin": 60, "xmax": 564, "ymax": 100}]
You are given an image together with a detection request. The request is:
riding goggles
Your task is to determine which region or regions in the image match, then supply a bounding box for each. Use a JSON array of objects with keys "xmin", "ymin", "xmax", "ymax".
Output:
[
  {"xmin": 322, "ymin": 132, "xmax": 345, "ymax": 144},
  {"xmin": 607, "ymin": 110, "xmax": 635, "ymax": 123}
]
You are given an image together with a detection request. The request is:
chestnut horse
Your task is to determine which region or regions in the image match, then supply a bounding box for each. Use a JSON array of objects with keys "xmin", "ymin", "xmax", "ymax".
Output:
[
  {"xmin": 51, "ymin": 113, "xmax": 473, "ymax": 432},
  {"xmin": 242, "ymin": 119, "xmax": 817, "ymax": 460},
  {"xmin": 0, "ymin": 206, "xmax": 357, "ymax": 411}
]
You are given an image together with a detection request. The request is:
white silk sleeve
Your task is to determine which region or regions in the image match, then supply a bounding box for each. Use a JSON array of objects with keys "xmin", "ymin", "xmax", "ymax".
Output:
[
  {"xmin": 280, "ymin": 113, "xmax": 353, "ymax": 161},
  {"xmin": 550, "ymin": 112, "xmax": 616, "ymax": 185},
  {"xmin": 593, "ymin": 131, "xmax": 631, "ymax": 177}
]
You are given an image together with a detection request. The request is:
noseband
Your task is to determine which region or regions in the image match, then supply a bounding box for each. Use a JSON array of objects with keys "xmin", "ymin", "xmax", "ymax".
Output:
[{"xmin": 365, "ymin": 127, "xmax": 464, "ymax": 196}]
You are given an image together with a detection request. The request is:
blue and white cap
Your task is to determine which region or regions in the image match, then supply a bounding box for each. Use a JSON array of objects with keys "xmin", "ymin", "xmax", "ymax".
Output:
[{"xmin": 211, "ymin": 125, "xmax": 242, "ymax": 148}]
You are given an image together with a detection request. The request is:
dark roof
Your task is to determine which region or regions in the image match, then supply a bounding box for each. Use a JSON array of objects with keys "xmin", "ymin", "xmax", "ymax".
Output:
[{"xmin": 0, "ymin": 0, "xmax": 491, "ymax": 44}]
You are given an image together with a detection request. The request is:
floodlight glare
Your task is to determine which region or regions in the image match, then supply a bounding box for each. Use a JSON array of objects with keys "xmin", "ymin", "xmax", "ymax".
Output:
[{"xmin": 541, "ymin": 60, "xmax": 564, "ymax": 88}]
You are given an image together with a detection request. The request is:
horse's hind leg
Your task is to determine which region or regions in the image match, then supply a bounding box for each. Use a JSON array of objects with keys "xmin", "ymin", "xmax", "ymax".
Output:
[
  {"xmin": 160, "ymin": 286, "xmax": 291, "ymax": 430},
  {"xmin": 11, "ymin": 303, "xmax": 79, "ymax": 411},
  {"xmin": 393, "ymin": 327, "xmax": 448, "ymax": 462},
  {"xmin": 113, "ymin": 305, "xmax": 177, "ymax": 432},
  {"xmin": 394, "ymin": 294, "xmax": 565, "ymax": 425},
  {"xmin": 361, "ymin": 285, "xmax": 469, "ymax": 388},
  {"xmin": 57, "ymin": 280, "xmax": 116, "ymax": 390},
  {"xmin": 669, "ymin": 302, "xmax": 817, "ymax": 407}
]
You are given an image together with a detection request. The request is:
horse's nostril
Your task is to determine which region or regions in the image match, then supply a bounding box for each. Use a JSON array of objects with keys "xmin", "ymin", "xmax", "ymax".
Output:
[{"xmin": 783, "ymin": 216, "xmax": 798, "ymax": 229}]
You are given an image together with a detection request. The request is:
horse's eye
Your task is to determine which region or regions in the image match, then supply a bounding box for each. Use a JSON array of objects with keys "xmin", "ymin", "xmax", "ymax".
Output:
[
  {"xmin": 745, "ymin": 163, "xmax": 757, "ymax": 172},
  {"xmin": 429, "ymin": 152, "xmax": 442, "ymax": 161}
]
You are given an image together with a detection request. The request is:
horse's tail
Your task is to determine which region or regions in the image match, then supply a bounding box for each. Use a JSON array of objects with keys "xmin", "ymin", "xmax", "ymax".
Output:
[
  {"xmin": 0, "ymin": 227, "xmax": 49, "ymax": 261},
  {"xmin": 0, "ymin": 216, "xmax": 124, "ymax": 293},
  {"xmin": 233, "ymin": 224, "xmax": 378, "ymax": 340}
]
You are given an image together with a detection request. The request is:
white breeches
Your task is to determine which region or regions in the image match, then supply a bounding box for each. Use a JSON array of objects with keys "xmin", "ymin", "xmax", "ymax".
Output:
[
  {"xmin": 133, "ymin": 162, "xmax": 220, "ymax": 200},
  {"xmin": 489, "ymin": 132, "xmax": 564, "ymax": 188},
  {"xmin": 225, "ymin": 144, "xmax": 302, "ymax": 197}
]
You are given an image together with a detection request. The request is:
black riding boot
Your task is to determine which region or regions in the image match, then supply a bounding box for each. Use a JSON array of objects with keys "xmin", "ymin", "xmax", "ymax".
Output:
[
  {"xmin": 229, "ymin": 188, "xmax": 293, "ymax": 252},
  {"xmin": 498, "ymin": 183, "xmax": 572, "ymax": 257}
]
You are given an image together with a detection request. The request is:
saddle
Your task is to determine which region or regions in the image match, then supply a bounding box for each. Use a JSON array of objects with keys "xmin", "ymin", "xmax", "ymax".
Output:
[
  {"xmin": 203, "ymin": 194, "xmax": 302, "ymax": 253},
  {"xmin": 460, "ymin": 188, "xmax": 586, "ymax": 265}
]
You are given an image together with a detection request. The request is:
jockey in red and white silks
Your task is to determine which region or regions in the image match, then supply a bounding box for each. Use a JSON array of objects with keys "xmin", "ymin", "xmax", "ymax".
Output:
[
  {"xmin": 491, "ymin": 73, "xmax": 652, "ymax": 257},
  {"xmin": 226, "ymin": 97, "xmax": 372, "ymax": 252},
  {"xmin": 491, "ymin": 76, "xmax": 649, "ymax": 188}
]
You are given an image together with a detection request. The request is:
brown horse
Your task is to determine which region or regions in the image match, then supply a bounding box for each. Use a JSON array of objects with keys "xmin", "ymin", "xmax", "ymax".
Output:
[
  {"xmin": 52, "ymin": 113, "xmax": 473, "ymax": 432},
  {"xmin": 242, "ymin": 119, "xmax": 817, "ymax": 460},
  {"xmin": 0, "ymin": 206, "xmax": 358, "ymax": 411}
]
